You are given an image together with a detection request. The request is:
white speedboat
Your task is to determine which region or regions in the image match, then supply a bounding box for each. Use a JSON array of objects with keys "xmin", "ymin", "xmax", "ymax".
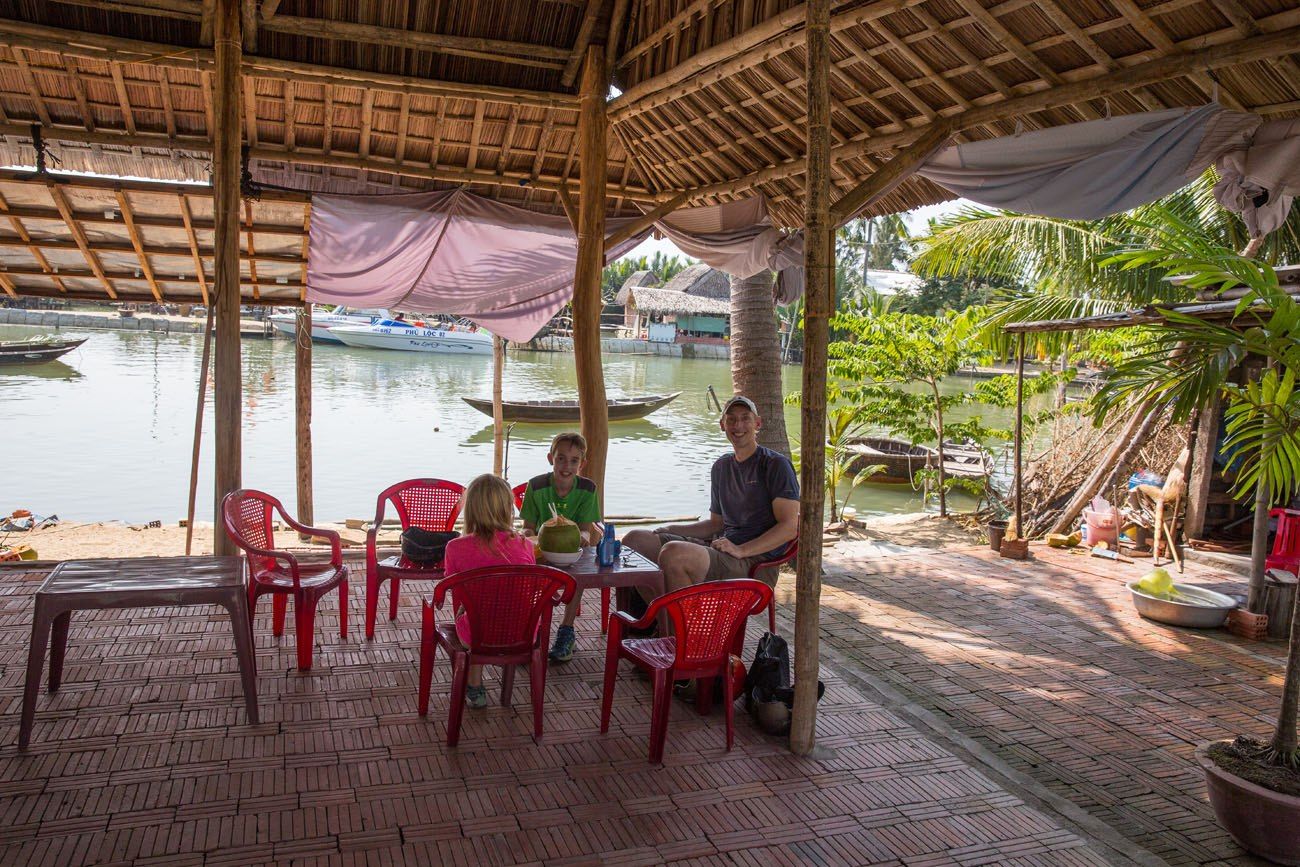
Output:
[
  {"xmin": 269, "ymin": 306, "xmax": 387, "ymax": 344},
  {"xmin": 329, "ymin": 319, "xmax": 494, "ymax": 354}
]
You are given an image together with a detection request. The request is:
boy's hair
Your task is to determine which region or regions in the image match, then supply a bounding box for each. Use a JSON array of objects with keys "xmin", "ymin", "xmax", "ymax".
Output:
[
  {"xmin": 461, "ymin": 474, "xmax": 516, "ymax": 552},
  {"xmin": 548, "ymin": 431, "xmax": 587, "ymax": 457}
]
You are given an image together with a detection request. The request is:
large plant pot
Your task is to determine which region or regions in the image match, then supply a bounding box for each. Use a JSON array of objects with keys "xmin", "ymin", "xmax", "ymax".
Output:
[{"xmin": 1197, "ymin": 742, "xmax": 1300, "ymax": 865}]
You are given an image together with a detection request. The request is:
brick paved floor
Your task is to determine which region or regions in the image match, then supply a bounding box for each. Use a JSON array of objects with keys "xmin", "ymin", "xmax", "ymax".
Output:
[
  {"xmin": 812, "ymin": 538, "xmax": 1281, "ymax": 867},
  {"xmin": 0, "ymin": 562, "xmax": 1119, "ymax": 866}
]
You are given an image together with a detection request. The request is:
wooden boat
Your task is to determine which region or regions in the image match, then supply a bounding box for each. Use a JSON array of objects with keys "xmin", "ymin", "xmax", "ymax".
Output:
[
  {"xmin": 0, "ymin": 337, "xmax": 87, "ymax": 365},
  {"xmin": 462, "ymin": 392, "xmax": 681, "ymax": 423},
  {"xmin": 845, "ymin": 436, "xmax": 990, "ymax": 484}
]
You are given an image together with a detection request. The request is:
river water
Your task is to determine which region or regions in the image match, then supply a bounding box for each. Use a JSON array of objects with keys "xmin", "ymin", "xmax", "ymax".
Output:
[{"xmin": 1, "ymin": 322, "xmax": 1032, "ymax": 523}]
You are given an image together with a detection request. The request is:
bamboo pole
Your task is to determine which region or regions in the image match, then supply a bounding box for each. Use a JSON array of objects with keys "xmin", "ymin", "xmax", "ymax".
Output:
[
  {"xmin": 185, "ymin": 299, "xmax": 215, "ymax": 555},
  {"xmin": 211, "ymin": 0, "xmax": 242, "ymax": 557},
  {"xmin": 792, "ymin": 0, "xmax": 831, "ymax": 759},
  {"xmin": 603, "ymin": 190, "xmax": 691, "ymax": 252},
  {"xmin": 493, "ymin": 334, "xmax": 506, "ymax": 477},
  {"xmin": 573, "ymin": 45, "xmax": 611, "ymax": 504},
  {"xmin": 1014, "ymin": 333, "xmax": 1026, "ymax": 539},
  {"xmin": 829, "ymin": 121, "xmax": 951, "ymax": 225},
  {"xmin": 295, "ymin": 306, "xmax": 314, "ymax": 536}
]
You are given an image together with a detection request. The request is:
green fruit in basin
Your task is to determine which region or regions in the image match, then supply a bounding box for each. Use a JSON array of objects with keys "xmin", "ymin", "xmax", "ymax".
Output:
[{"xmin": 539, "ymin": 518, "xmax": 581, "ymax": 554}]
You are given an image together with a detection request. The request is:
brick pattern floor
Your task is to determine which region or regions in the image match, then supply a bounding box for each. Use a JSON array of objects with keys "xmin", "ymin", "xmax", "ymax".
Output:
[
  {"xmin": 0, "ymin": 564, "xmax": 1111, "ymax": 866},
  {"xmin": 814, "ymin": 539, "xmax": 1281, "ymax": 867}
]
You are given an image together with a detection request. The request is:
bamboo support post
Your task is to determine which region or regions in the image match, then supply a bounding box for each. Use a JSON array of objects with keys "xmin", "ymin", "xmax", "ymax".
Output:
[
  {"xmin": 573, "ymin": 45, "xmax": 610, "ymax": 502},
  {"xmin": 211, "ymin": 0, "xmax": 242, "ymax": 557},
  {"xmin": 295, "ymin": 306, "xmax": 313, "ymax": 536},
  {"xmin": 791, "ymin": 0, "xmax": 831, "ymax": 759},
  {"xmin": 185, "ymin": 300, "xmax": 215, "ymax": 556},
  {"xmin": 493, "ymin": 335, "xmax": 506, "ymax": 477},
  {"xmin": 1013, "ymin": 334, "xmax": 1026, "ymax": 539}
]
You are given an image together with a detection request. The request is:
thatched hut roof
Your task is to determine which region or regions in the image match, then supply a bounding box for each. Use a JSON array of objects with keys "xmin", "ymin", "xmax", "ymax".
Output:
[
  {"xmin": 660, "ymin": 263, "xmax": 729, "ymax": 299},
  {"xmin": 617, "ymin": 269, "xmax": 659, "ymax": 295},
  {"xmin": 0, "ymin": 1, "xmax": 1294, "ymax": 303},
  {"xmin": 619, "ymin": 285, "xmax": 731, "ymax": 317}
]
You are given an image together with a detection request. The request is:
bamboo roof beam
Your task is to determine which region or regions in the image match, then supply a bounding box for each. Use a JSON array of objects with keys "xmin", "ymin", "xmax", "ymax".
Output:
[
  {"xmin": 1107, "ymin": 0, "xmax": 1245, "ymax": 111},
  {"xmin": 466, "ymin": 102, "xmax": 485, "ymax": 172},
  {"xmin": 244, "ymin": 77, "xmax": 258, "ymax": 146},
  {"xmin": 617, "ymin": 0, "xmax": 724, "ymax": 69},
  {"xmin": 283, "ymin": 80, "xmax": 295, "ymax": 150},
  {"xmin": 948, "ymin": 0, "xmax": 1100, "ymax": 120},
  {"xmin": 603, "ymin": 188, "xmax": 691, "ymax": 252},
  {"xmin": 159, "ymin": 67, "xmax": 177, "ymax": 136},
  {"xmin": 323, "ymin": 87, "xmax": 334, "ymax": 153},
  {"xmin": 0, "ymin": 21, "xmax": 580, "ymax": 111},
  {"xmin": 12, "ymin": 49, "xmax": 52, "ymax": 127},
  {"xmin": 64, "ymin": 56, "xmax": 96, "ymax": 131},
  {"xmin": 1207, "ymin": 0, "xmax": 1300, "ymax": 86},
  {"xmin": 200, "ymin": 0, "xmax": 214, "ymax": 45},
  {"xmin": 241, "ymin": 0, "xmax": 258, "ymax": 53},
  {"xmin": 530, "ymin": 111, "xmax": 555, "ymax": 180},
  {"xmin": 394, "ymin": 93, "xmax": 409, "ymax": 163},
  {"xmin": 1033, "ymin": 0, "xmax": 1164, "ymax": 111},
  {"xmin": 108, "ymin": 63, "xmax": 139, "ymax": 135},
  {"xmin": 47, "ymin": 184, "xmax": 117, "ymax": 299},
  {"xmin": 359, "ymin": 90, "xmax": 373, "ymax": 159},
  {"xmin": 115, "ymin": 190, "xmax": 164, "ymax": 301},
  {"xmin": 561, "ymin": 0, "xmax": 606, "ymax": 88},
  {"xmin": 260, "ymin": 0, "xmax": 282, "ymax": 20},
  {"xmin": 3, "ymin": 263, "xmax": 302, "ymax": 290},
  {"xmin": 680, "ymin": 22, "xmax": 1300, "ymax": 204},
  {"xmin": 0, "ymin": 269, "xmax": 16, "ymax": 298},
  {"xmin": 262, "ymin": 15, "xmax": 571, "ymax": 71},
  {"xmin": 909, "ymin": 5, "xmax": 1013, "ymax": 102},
  {"xmin": 496, "ymin": 106, "xmax": 519, "ymax": 174},
  {"xmin": 0, "ymin": 234, "xmax": 303, "ymax": 264},
  {"xmin": 0, "ymin": 123, "xmax": 661, "ymax": 202},
  {"xmin": 603, "ymin": 0, "xmax": 631, "ymax": 72},
  {"xmin": 608, "ymin": 120, "xmax": 671, "ymax": 193},
  {"xmin": 0, "ymin": 190, "xmax": 68, "ymax": 294},
  {"xmin": 872, "ymin": 21, "xmax": 969, "ymax": 112},
  {"xmin": 177, "ymin": 193, "xmax": 210, "ymax": 306}
]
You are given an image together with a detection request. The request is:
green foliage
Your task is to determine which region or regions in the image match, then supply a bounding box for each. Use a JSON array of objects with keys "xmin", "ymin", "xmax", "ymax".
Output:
[
  {"xmin": 893, "ymin": 276, "xmax": 998, "ymax": 316},
  {"xmin": 1222, "ymin": 368, "xmax": 1300, "ymax": 502},
  {"xmin": 790, "ymin": 405, "xmax": 884, "ymax": 523},
  {"xmin": 601, "ymin": 253, "xmax": 693, "ymax": 303}
]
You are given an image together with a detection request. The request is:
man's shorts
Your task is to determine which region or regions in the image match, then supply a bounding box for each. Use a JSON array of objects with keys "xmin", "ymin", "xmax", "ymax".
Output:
[{"xmin": 653, "ymin": 532, "xmax": 776, "ymax": 587}]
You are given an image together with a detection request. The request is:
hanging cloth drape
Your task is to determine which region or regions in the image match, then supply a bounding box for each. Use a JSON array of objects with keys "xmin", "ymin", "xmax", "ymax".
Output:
[
  {"xmin": 306, "ymin": 188, "xmax": 645, "ymax": 342},
  {"xmin": 913, "ymin": 104, "xmax": 1298, "ymax": 238},
  {"xmin": 654, "ymin": 197, "xmax": 805, "ymax": 303}
]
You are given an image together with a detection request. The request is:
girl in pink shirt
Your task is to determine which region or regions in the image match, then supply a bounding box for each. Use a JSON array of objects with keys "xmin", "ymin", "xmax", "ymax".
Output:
[{"xmin": 442, "ymin": 473, "xmax": 535, "ymax": 709}]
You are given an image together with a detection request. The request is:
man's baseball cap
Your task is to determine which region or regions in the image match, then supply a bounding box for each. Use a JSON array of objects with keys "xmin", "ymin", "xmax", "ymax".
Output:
[{"xmin": 720, "ymin": 395, "xmax": 759, "ymax": 417}]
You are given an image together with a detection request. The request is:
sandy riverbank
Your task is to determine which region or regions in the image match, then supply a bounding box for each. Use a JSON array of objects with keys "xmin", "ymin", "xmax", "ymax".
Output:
[{"xmin": 4, "ymin": 512, "xmax": 980, "ymax": 563}]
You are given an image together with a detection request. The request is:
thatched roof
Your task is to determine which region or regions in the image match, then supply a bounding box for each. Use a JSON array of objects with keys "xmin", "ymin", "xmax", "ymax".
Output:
[
  {"xmin": 660, "ymin": 263, "xmax": 730, "ymax": 299},
  {"xmin": 0, "ymin": 1, "xmax": 1295, "ymax": 303},
  {"xmin": 617, "ymin": 269, "xmax": 658, "ymax": 294},
  {"xmin": 620, "ymin": 285, "xmax": 731, "ymax": 317}
]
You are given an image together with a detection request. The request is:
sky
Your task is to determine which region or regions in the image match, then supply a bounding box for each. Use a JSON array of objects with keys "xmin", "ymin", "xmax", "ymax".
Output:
[{"xmin": 621, "ymin": 197, "xmax": 970, "ymax": 264}]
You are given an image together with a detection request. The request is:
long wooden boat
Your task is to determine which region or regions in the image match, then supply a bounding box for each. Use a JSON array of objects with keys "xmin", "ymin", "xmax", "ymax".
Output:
[
  {"xmin": 0, "ymin": 337, "xmax": 87, "ymax": 365},
  {"xmin": 845, "ymin": 436, "xmax": 990, "ymax": 484},
  {"xmin": 462, "ymin": 392, "xmax": 681, "ymax": 423}
]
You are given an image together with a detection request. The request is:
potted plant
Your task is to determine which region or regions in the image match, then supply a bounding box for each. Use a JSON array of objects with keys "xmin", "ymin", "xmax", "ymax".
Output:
[{"xmin": 1097, "ymin": 225, "xmax": 1300, "ymax": 862}]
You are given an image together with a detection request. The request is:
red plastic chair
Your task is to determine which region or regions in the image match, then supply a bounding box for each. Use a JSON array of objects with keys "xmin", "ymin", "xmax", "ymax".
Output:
[
  {"xmin": 222, "ymin": 489, "xmax": 349, "ymax": 672},
  {"xmin": 747, "ymin": 539, "xmax": 798, "ymax": 634},
  {"xmin": 365, "ymin": 478, "xmax": 464, "ymax": 640},
  {"xmin": 600, "ymin": 579, "xmax": 772, "ymax": 764},
  {"xmin": 514, "ymin": 480, "xmax": 611, "ymax": 633},
  {"xmin": 1268, "ymin": 508, "xmax": 1300, "ymax": 574},
  {"xmin": 418, "ymin": 564, "xmax": 575, "ymax": 746}
]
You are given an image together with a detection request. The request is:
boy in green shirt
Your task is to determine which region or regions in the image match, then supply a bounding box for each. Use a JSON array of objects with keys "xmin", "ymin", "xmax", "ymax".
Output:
[{"xmin": 520, "ymin": 432, "xmax": 602, "ymax": 662}]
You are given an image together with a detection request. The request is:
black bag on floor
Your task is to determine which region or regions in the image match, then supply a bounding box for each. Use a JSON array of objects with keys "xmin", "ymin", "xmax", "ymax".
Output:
[
  {"xmin": 400, "ymin": 528, "xmax": 459, "ymax": 564},
  {"xmin": 744, "ymin": 631, "xmax": 824, "ymax": 736}
]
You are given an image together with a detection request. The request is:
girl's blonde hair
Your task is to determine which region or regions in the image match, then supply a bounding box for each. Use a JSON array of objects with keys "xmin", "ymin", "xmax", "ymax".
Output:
[{"xmin": 461, "ymin": 473, "xmax": 517, "ymax": 553}]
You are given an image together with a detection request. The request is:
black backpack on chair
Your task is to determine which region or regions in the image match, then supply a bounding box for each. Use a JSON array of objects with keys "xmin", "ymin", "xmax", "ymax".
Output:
[{"xmin": 400, "ymin": 528, "xmax": 459, "ymax": 564}]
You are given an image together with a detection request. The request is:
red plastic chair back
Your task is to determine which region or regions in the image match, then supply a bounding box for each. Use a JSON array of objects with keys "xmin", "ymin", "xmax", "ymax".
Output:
[
  {"xmin": 657, "ymin": 580, "xmax": 772, "ymax": 669},
  {"xmin": 222, "ymin": 489, "xmax": 280, "ymax": 574},
  {"xmin": 512, "ymin": 483, "xmax": 528, "ymax": 513},
  {"xmin": 1271, "ymin": 509, "xmax": 1300, "ymax": 561},
  {"xmin": 434, "ymin": 565, "xmax": 575, "ymax": 656},
  {"xmin": 378, "ymin": 478, "xmax": 464, "ymax": 532}
]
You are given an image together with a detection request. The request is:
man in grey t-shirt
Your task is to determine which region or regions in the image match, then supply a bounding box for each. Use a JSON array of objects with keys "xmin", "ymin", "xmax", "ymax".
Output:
[{"xmin": 624, "ymin": 396, "xmax": 800, "ymax": 596}]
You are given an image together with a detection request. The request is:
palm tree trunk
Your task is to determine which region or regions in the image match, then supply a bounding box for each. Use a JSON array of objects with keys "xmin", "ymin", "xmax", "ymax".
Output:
[
  {"xmin": 1268, "ymin": 581, "xmax": 1300, "ymax": 763},
  {"xmin": 730, "ymin": 271, "xmax": 791, "ymax": 459}
]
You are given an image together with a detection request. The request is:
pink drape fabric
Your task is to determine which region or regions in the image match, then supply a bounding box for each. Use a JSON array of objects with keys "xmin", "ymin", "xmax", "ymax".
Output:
[{"xmin": 306, "ymin": 189, "xmax": 643, "ymax": 342}]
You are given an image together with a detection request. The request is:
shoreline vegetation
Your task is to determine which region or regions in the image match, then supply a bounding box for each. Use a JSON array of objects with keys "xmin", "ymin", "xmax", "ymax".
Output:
[{"xmin": 4, "ymin": 511, "xmax": 980, "ymax": 563}]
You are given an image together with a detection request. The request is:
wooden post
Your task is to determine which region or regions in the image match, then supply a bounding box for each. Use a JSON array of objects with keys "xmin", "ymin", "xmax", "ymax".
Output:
[
  {"xmin": 1013, "ymin": 333, "xmax": 1026, "ymax": 539},
  {"xmin": 1184, "ymin": 396, "xmax": 1220, "ymax": 540},
  {"xmin": 185, "ymin": 301, "xmax": 216, "ymax": 555},
  {"xmin": 212, "ymin": 0, "xmax": 242, "ymax": 556},
  {"xmin": 493, "ymin": 334, "xmax": 505, "ymax": 476},
  {"xmin": 573, "ymin": 45, "xmax": 609, "ymax": 500},
  {"xmin": 295, "ymin": 306, "xmax": 314, "ymax": 534},
  {"xmin": 791, "ymin": 0, "xmax": 831, "ymax": 758}
]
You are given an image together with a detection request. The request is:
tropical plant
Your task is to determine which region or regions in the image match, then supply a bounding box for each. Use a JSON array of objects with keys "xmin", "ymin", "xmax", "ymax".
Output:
[
  {"xmin": 791, "ymin": 405, "xmax": 884, "ymax": 523},
  {"xmin": 910, "ymin": 171, "xmax": 1300, "ymax": 352},
  {"xmin": 824, "ymin": 307, "xmax": 990, "ymax": 517},
  {"xmin": 1091, "ymin": 229, "xmax": 1300, "ymax": 771}
]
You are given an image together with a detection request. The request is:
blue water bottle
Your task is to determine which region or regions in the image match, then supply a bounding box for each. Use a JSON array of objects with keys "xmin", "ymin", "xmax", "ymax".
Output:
[{"xmin": 597, "ymin": 523, "xmax": 616, "ymax": 567}]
